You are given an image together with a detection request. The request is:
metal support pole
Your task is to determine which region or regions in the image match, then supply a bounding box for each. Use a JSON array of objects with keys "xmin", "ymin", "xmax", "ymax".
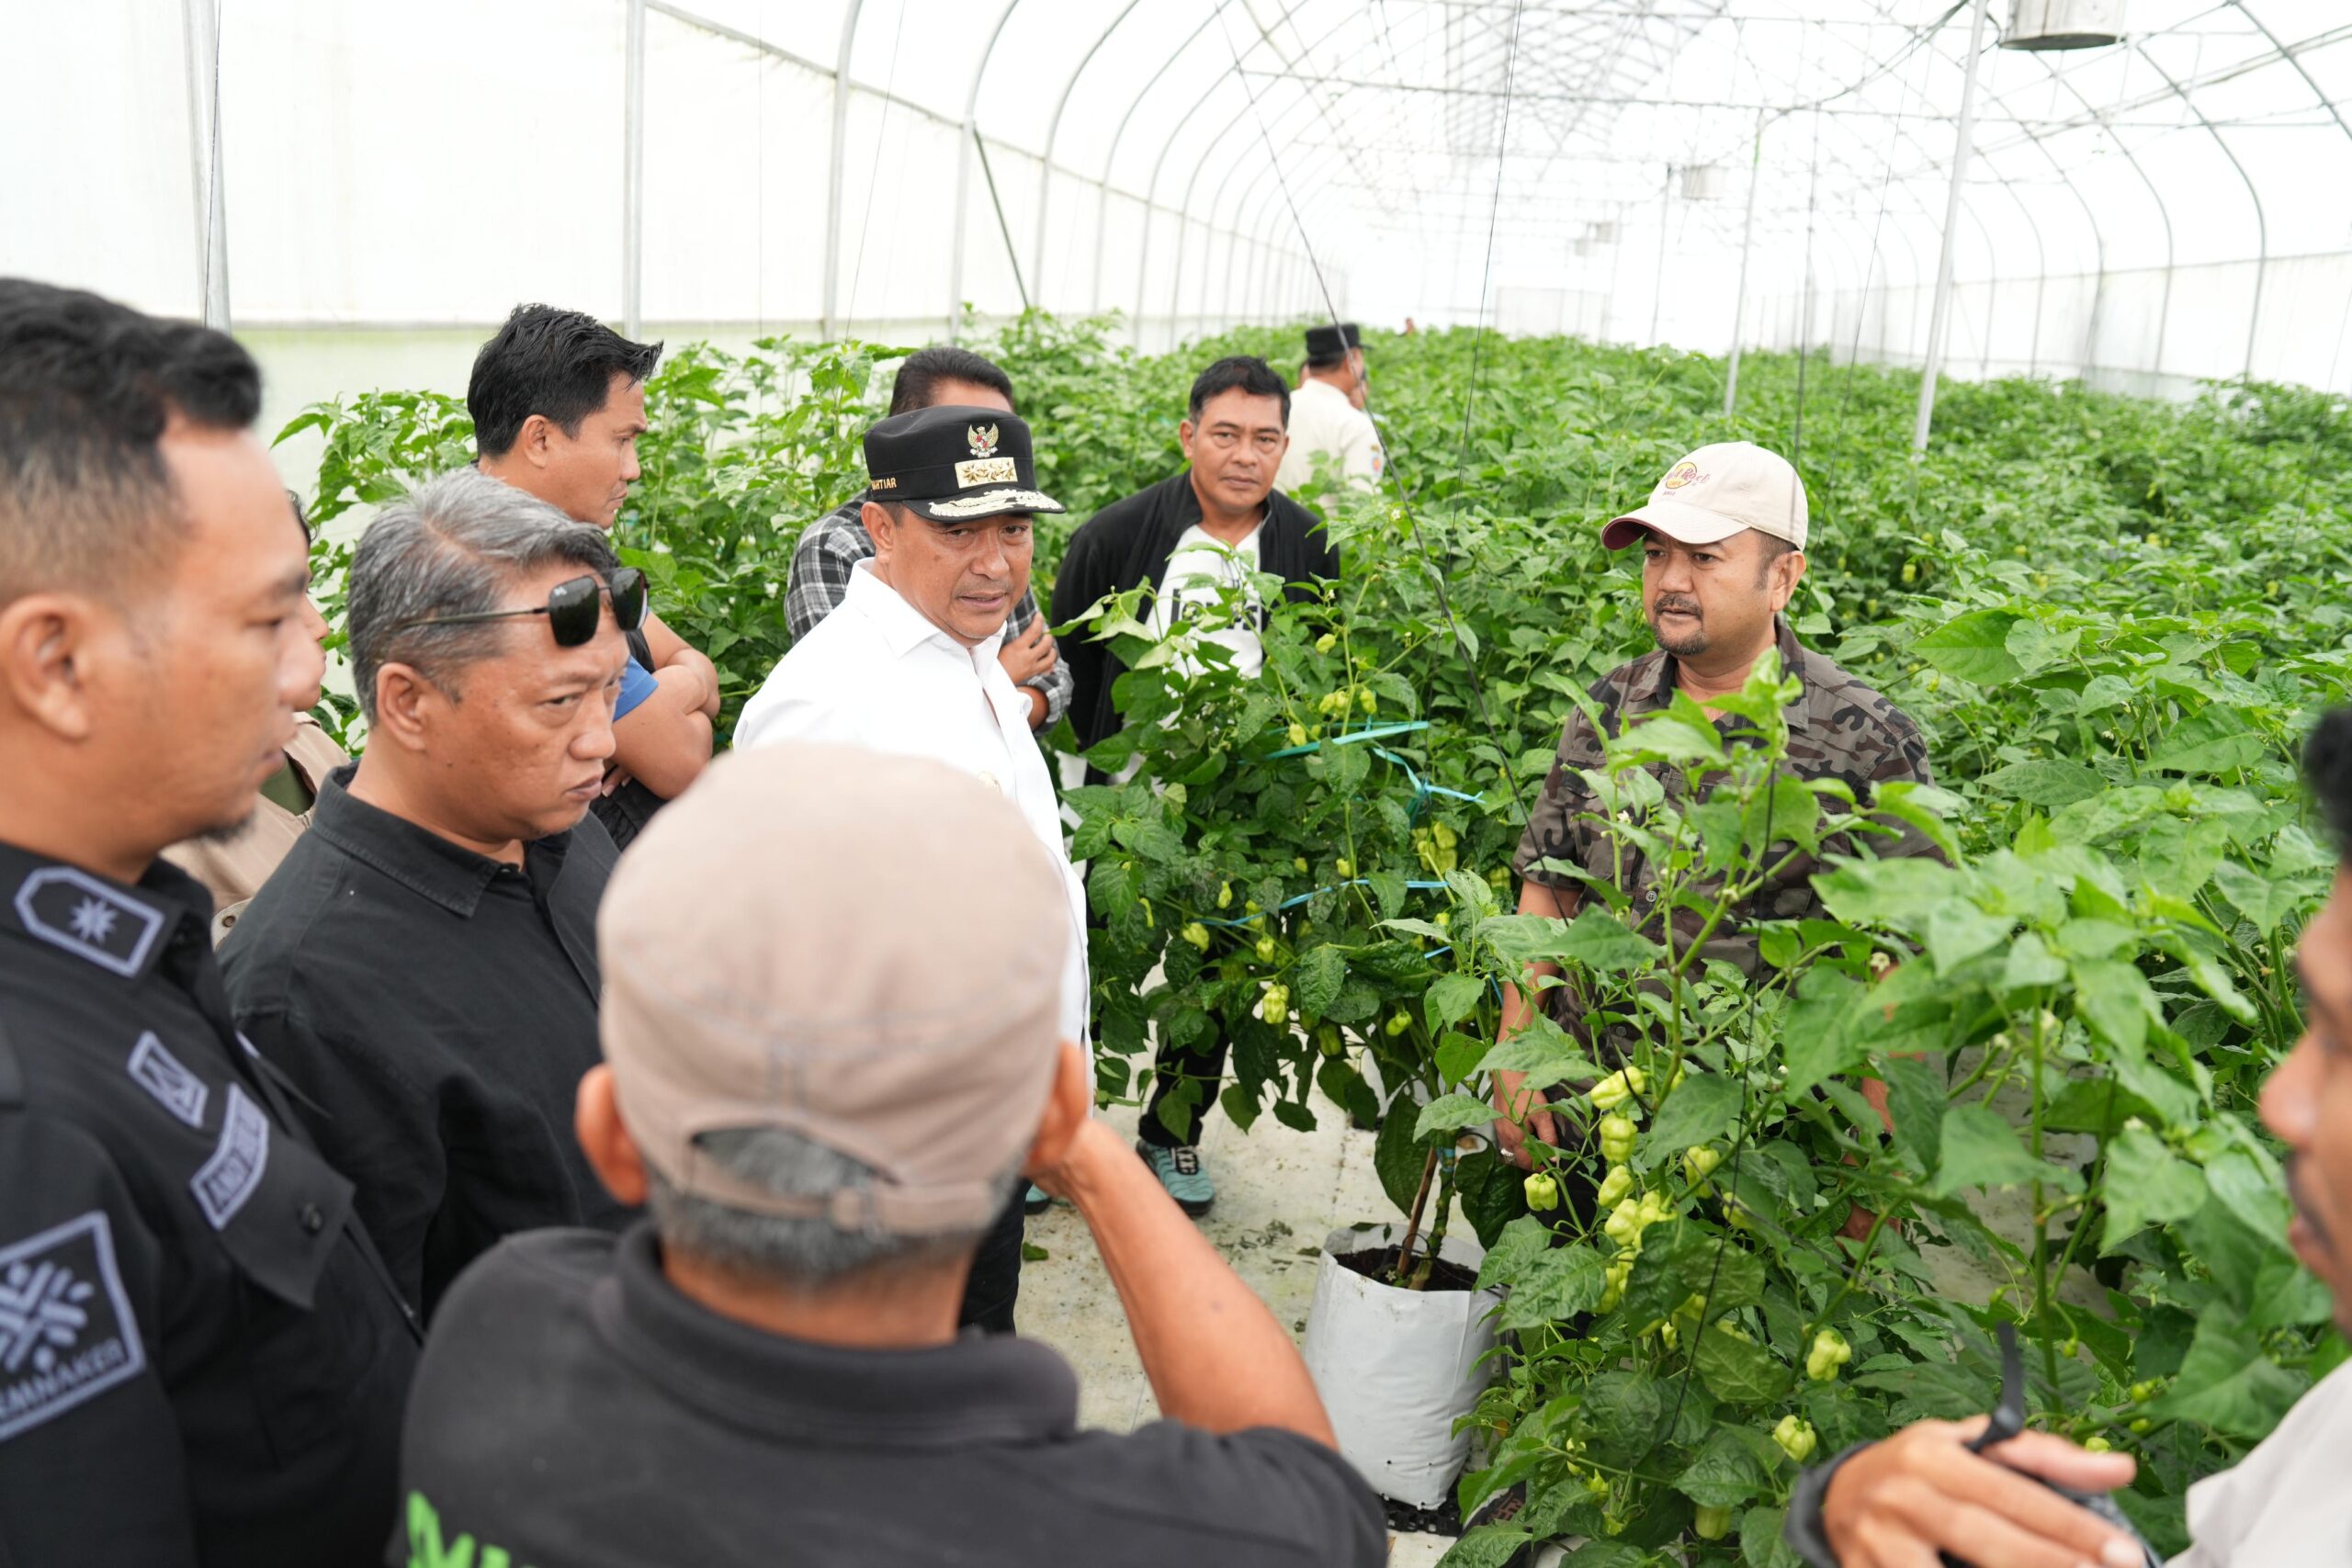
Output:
[
  {"xmin": 621, "ymin": 0, "xmax": 646, "ymax": 340},
  {"xmin": 181, "ymin": 0, "xmax": 231, "ymax": 328},
  {"xmin": 1648, "ymin": 169, "xmax": 1672, "ymax": 344},
  {"xmin": 1724, "ymin": 110, "xmax": 1766, "ymax": 417},
  {"xmin": 1912, "ymin": 0, "xmax": 1992, "ymax": 456},
  {"xmin": 820, "ymin": 2, "xmax": 866, "ymax": 340}
]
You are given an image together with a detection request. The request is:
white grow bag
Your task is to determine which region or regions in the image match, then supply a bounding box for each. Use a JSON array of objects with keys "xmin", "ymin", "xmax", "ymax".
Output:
[{"xmin": 1299, "ymin": 1224, "xmax": 1501, "ymax": 1508}]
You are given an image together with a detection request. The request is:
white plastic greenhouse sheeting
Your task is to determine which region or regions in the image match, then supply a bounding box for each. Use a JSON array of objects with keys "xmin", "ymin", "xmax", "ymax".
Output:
[{"xmin": 7, "ymin": 0, "xmax": 2352, "ymax": 415}]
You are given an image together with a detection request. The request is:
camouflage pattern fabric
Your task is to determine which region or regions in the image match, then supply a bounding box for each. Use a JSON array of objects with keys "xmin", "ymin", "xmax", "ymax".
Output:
[{"xmin": 1511, "ymin": 618, "xmax": 1937, "ymax": 986}]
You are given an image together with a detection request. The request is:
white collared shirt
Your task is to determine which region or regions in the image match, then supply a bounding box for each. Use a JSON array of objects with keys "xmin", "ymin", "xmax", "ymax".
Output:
[
  {"xmin": 736, "ymin": 561, "xmax": 1090, "ymax": 1049},
  {"xmin": 1273, "ymin": 377, "xmax": 1384, "ymax": 494}
]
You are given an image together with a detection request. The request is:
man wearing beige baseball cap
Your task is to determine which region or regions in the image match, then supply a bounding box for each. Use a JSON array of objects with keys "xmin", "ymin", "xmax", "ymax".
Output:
[
  {"xmin": 391, "ymin": 745, "xmax": 1385, "ymax": 1568},
  {"xmin": 1486, "ymin": 441, "xmax": 1940, "ymax": 1207}
]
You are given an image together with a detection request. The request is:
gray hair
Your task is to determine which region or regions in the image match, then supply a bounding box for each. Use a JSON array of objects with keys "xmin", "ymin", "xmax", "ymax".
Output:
[
  {"xmin": 645, "ymin": 1125, "xmax": 1017, "ymax": 1288},
  {"xmin": 345, "ymin": 466, "xmax": 619, "ymax": 721}
]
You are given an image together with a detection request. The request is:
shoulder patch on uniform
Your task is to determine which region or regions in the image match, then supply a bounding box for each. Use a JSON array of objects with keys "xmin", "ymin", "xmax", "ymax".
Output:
[
  {"xmin": 189, "ymin": 1084, "xmax": 269, "ymax": 1230},
  {"xmin": 12, "ymin": 867, "xmax": 166, "ymax": 978},
  {"xmin": 0, "ymin": 1211, "xmax": 144, "ymax": 1441},
  {"xmin": 126, "ymin": 1032, "xmax": 209, "ymax": 1129}
]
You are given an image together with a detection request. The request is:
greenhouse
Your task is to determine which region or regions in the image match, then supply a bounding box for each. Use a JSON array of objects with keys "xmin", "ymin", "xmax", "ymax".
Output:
[{"xmin": 5, "ymin": 2, "xmax": 2351, "ymax": 1565}]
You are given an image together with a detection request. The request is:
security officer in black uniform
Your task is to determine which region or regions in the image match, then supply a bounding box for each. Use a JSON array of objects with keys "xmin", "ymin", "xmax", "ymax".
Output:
[{"xmin": 0, "ymin": 280, "xmax": 419, "ymax": 1565}]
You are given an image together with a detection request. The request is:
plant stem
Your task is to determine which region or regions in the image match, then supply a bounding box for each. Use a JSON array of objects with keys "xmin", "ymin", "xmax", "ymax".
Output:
[{"xmin": 1394, "ymin": 1145, "xmax": 1441, "ymax": 1288}]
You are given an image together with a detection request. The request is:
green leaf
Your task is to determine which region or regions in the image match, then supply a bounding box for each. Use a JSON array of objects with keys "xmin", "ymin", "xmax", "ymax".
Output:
[
  {"xmin": 1474, "ymin": 1215, "xmax": 1555, "ymax": 1292},
  {"xmin": 1781, "ymin": 969, "xmax": 1868, "ymax": 1099},
  {"xmin": 1676, "ymin": 1424, "xmax": 1773, "ymax": 1506},
  {"xmin": 1434, "ymin": 1525, "xmax": 1534, "ymax": 1568},
  {"xmin": 1477, "ymin": 1012, "xmax": 1605, "ymax": 1090},
  {"xmin": 1982, "ymin": 758, "xmax": 2106, "ymax": 807},
  {"xmin": 2072, "ymin": 958, "xmax": 2160, "ymax": 1057},
  {"xmin": 1742, "ymin": 1507, "xmax": 1803, "ymax": 1568},
  {"xmin": 1291, "ymin": 944, "xmax": 1350, "ymax": 1016},
  {"xmin": 1434, "ymin": 1031, "xmax": 1487, "ymax": 1089},
  {"xmin": 1577, "ymin": 1370, "xmax": 1663, "ymax": 1450},
  {"xmin": 1914, "ymin": 607, "xmax": 2023, "ymax": 685},
  {"xmin": 1814, "ymin": 855, "xmax": 1965, "ymax": 930},
  {"xmin": 1415, "ymin": 1093, "xmax": 1498, "ymax": 1141},
  {"xmin": 1926, "ymin": 902, "xmax": 2011, "ymax": 974},
  {"xmin": 2150, "ymin": 707, "xmax": 2268, "ymax": 777},
  {"xmin": 1496, "ymin": 1244, "xmax": 1607, "ymax": 1330},
  {"xmin": 1933, "ymin": 1104, "xmax": 2081, "ymax": 1197},
  {"xmin": 2212, "ymin": 860, "xmax": 2318, "ymax": 936},
  {"xmin": 1645, "ymin": 1072, "xmax": 1743, "ymax": 1156},
  {"xmin": 2099, "ymin": 1126, "xmax": 2209, "ymax": 1252},
  {"xmin": 2144, "ymin": 1302, "xmax": 2306, "ymax": 1438},
  {"xmin": 1479, "ymin": 908, "xmax": 1661, "ymax": 973},
  {"xmin": 1693, "ymin": 1324, "xmax": 1792, "ymax": 1406},
  {"xmin": 1374, "ymin": 1097, "xmax": 1427, "ymax": 1213},
  {"xmin": 1999, "ymin": 931, "xmax": 2069, "ymax": 990},
  {"xmin": 1425, "ymin": 973, "xmax": 1486, "ymax": 1032}
]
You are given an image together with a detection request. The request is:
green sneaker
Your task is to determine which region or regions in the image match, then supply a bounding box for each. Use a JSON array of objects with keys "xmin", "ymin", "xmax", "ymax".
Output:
[{"xmin": 1137, "ymin": 1142, "xmax": 1215, "ymax": 1216}]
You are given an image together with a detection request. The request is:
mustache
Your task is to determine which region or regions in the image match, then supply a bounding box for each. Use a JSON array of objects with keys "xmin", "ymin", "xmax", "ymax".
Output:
[
  {"xmin": 1651, "ymin": 596, "xmax": 1702, "ymax": 617},
  {"xmin": 2289, "ymin": 1156, "xmax": 2335, "ymax": 1252}
]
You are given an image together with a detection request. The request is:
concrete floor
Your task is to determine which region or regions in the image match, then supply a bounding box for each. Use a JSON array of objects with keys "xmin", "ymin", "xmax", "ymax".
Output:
[{"xmin": 1018, "ymin": 1101, "xmax": 1463, "ymax": 1564}]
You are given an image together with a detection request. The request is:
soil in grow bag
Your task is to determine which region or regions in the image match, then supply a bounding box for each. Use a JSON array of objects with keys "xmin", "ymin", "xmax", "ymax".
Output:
[{"xmin": 1332, "ymin": 1246, "xmax": 1480, "ymax": 1293}]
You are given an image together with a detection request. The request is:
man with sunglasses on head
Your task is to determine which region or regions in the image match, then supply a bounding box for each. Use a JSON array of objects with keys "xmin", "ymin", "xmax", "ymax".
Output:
[
  {"xmin": 469, "ymin": 304, "xmax": 717, "ymax": 846},
  {"xmin": 0, "ymin": 280, "xmax": 418, "ymax": 1566},
  {"xmin": 220, "ymin": 467, "xmax": 643, "ymax": 1322}
]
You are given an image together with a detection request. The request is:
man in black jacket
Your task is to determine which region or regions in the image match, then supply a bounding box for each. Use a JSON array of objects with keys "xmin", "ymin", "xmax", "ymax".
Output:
[{"xmin": 1050, "ymin": 355, "xmax": 1338, "ymax": 1215}]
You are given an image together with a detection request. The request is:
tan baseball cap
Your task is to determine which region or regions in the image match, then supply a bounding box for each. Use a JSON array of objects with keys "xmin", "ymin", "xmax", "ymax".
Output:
[
  {"xmin": 598, "ymin": 744, "xmax": 1072, "ymax": 1236},
  {"xmin": 1600, "ymin": 440, "xmax": 1809, "ymax": 553}
]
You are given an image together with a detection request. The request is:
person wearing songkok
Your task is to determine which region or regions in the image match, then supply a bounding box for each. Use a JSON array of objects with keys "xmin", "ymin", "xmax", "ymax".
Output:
[
  {"xmin": 785, "ymin": 345, "xmax": 1070, "ymax": 732},
  {"xmin": 735, "ymin": 405, "xmax": 1087, "ymax": 1330},
  {"xmin": 393, "ymin": 745, "xmax": 1386, "ymax": 1568},
  {"xmin": 1273, "ymin": 321, "xmax": 1383, "ymax": 494}
]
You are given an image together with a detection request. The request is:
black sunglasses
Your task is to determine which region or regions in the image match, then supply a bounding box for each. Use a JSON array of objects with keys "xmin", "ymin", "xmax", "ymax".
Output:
[{"xmin": 389, "ymin": 569, "xmax": 648, "ymax": 649}]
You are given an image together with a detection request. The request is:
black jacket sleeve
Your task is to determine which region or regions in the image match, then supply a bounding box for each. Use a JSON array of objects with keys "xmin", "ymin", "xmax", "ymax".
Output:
[
  {"xmin": 1050, "ymin": 516, "xmax": 1119, "ymax": 752},
  {"xmin": 0, "ymin": 1111, "xmax": 201, "ymax": 1568}
]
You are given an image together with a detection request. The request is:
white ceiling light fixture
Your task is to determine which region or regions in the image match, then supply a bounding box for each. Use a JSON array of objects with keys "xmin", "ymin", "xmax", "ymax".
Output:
[{"xmin": 2002, "ymin": 0, "xmax": 2125, "ymax": 51}]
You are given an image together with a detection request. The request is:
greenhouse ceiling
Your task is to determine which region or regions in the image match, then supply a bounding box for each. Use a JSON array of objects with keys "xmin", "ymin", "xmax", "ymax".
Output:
[{"xmin": 10, "ymin": 1, "xmax": 2352, "ymax": 398}]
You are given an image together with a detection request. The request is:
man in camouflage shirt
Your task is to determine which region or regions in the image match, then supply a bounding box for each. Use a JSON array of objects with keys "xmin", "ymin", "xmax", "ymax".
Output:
[{"xmin": 1488, "ymin": 440, "xmax": 1936, "ymax": 1184}]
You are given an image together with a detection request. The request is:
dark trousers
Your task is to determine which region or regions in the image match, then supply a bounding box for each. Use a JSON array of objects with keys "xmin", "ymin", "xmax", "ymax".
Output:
[
  {"xmin": 956, "ymin": 1186, "xmax": 1027, "ymax": 1334},
  {"xmin": 1139, "ymin": 1034, "xmax": 1227, "ymax": 1148}
]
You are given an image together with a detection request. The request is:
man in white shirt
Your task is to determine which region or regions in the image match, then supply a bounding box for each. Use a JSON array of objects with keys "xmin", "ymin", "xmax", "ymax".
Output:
[
  {"xmin": 1272, "ymin": 321, "xmax": 1383, "ymax": 495},
  {"xmin": 735, "ymin": 405, "xmax": 1085, "ymax": 1334}
]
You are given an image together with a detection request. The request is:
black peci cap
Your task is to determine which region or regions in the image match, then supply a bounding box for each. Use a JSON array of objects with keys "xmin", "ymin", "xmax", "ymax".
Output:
[
  {"xmin": 862, "ymin": 405, "xmax": 1065, "ymax": 524},
  {"xmin": 1304, "ymin": 321, "xmax": 1362, "ymax": 359}
]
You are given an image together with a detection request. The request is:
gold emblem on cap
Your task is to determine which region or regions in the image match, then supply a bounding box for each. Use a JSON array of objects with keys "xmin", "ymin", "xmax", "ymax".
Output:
[
  {"xmin": 1662, "ymin": 460, "xmax": 1704, "ymax": 491},
  {"xmin": 870, "ymin": 475, "xmax": 898, "ymax": 490},
  {"xmin": 955, "ymin": 457, "xmax": 1018, "ymax": 488},
  {"xmin": 968, "ymin": 423, "xmax": 1001, "ymax": 458}
]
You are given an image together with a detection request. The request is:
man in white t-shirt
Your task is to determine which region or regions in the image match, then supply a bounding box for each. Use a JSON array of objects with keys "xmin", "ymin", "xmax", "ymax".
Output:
[
  {"xmin": 734, "ymin": 405, "xmax": 1086, "ymax": 1335},
  {"xmin": 1052, "ymin": 356, "xmax": 1340, "ymax": 1214},
  {"xmin": 1273, "ymin": 321, "xmax": 1383, "ymax": 495}
]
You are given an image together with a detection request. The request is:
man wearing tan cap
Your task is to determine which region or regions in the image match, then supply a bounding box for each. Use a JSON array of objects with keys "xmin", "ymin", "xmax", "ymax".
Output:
[
  {"xmin": 1487, "ymin": 440, "xmax": 1938, "ymax": 1205},
  {"xmin": 391, "ymin": 746, "xmax": 1386, "ymax": 1568}
]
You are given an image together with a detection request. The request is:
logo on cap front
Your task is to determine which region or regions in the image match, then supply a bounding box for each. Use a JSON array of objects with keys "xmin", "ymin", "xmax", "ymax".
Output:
[
  {"xmin": 967, "ymin": 424, "xmax": 1000, "ymax": 458},
  {"xmin": 1662, "ymin": 460, "xmax": 1706, "ymax": 491}
]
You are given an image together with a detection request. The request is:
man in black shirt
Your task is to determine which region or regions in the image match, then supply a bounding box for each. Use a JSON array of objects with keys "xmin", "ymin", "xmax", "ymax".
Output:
[
  {"xmin": 396, "ymin": 745, "xmax": 1385, "ymax": 1568},
  {"xmin": 221, "ymin": 466, "xmax": 638, "ymax": 1320},
  {"xmin": 1050, "ymin": 355, "xmax": 1340, "ymax": 1213},
  {"xmin": 0, "ymin": 279, "xmax": 418, "ymax": 1565}
]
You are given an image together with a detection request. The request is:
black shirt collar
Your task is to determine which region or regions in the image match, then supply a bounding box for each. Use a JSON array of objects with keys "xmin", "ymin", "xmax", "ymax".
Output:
[
  {"xmin": 593, "ymin": 1223, "xmax": 1079, "ymax": 1449},
  {"xmin": 308, "ymin": 763, "xmax": 571, "ymax": 919},
  {"xmin": 0, "ymin": 836, "xmax": 211, "ymax": 983}
]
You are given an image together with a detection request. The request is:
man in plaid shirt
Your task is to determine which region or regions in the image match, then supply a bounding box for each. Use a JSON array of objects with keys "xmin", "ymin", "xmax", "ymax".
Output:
[{"xmin": 786, "ymin": 347, "xmax": 1071, "ymax": 733}]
